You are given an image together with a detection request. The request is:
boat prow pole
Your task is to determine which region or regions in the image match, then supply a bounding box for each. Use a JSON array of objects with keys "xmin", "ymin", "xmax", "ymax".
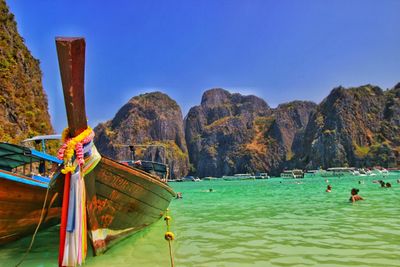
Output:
[
  {"xmin": 55, "ymin": 37, "xmax": 87, "ymax": 137},
  {"xmin": 55, "ymin": 37, "xmax": 88, "ymax": 266}
]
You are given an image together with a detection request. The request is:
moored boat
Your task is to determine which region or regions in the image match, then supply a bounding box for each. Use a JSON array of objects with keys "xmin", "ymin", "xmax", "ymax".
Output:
[
  {"xmin": 222, "ymin": 174, "xmax": 255, "ymax": 181},
  {"xmin": 280, "ymin": 169, "xmax": 304, "ymax": 178},
  {"xmin": 0, "ymin": 141, "xmax": 63, "ymax": 245},
  {"xmin": 116, "ymin": 144, "xmax": 170, "ymax": 182},
  {"xmin": 55, "ymin": 37, "xmax": 176, "ymax": 260},
  {"xmin": 320, "ymin": 167, "xmax": 355, "ymax": 177},
  {"xmin": 254, "ymin": 172, "xmax": 269, "ymax": 179}
]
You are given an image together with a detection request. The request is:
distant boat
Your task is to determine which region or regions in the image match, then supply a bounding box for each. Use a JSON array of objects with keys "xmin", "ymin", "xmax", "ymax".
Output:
[
  {"xmin": 168, "ymin": 178, "xmax": 183, "ymax": 182},
  {"xmin": 254, "ymin": 172, "xmax": 269, "ymax": 179},
  {"xmin": 321, "ymin": 167, "xmax": 356, "ymax": 177},
  {"xmin": 280, "ymin": 169, "xmax": 304, "ymax": 179},
  {"xmin": 121, "ymin": 160, "xmax": 169, "ymax": 181},
  {"xmin": 117, "ymin": 144, "xmax": 171, "ymax": 182},
  {"xmin": 182, "ymin": 176, "xmax": 201, "ymax": 182},
  {"xmin": 55, "ymin": 37, "xmax": 175, "ymax": 257},
  {"xmin": 202, "ymin": 176, "xmax": 218, "ymax": 181},
  {"xmin": 223, "ymin": 174, "xmax": 255, "ymax": 181},
  {"xmin": 0, "ymin": 140, "xmax": 63, "ymax": 245},
  {"xmin": 372, "ymin": 167, "xmax": 389, "ymax": 176}
]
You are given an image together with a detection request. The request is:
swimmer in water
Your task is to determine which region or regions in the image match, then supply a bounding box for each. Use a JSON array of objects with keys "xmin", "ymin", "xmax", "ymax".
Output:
[
  {"xmin": 349, "ymin": 188, "xmax": 363, "ymax": 203},
  {"xmin": 326, "ymin": 185, "xmax": 332, "ymax": 192}
]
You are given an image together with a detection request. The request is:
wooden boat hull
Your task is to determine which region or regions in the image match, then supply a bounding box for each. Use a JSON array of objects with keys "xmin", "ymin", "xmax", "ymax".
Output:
[
  {"xmin": 84, "ymin": 157, "xmax": 175, "ymax": 255},
  {"xmin": 0, "ymin": 176, "xmax": 62, "ymax": 245}
]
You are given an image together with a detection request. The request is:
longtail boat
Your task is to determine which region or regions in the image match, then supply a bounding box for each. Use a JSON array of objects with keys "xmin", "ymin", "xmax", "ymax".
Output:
[
  {"xmin": 117, "ymin": 144, "xmax": 170, "ymax": 181},
  {"xmin": 0, "ymin": 141, "xmax": 63, "ymax": 245},
  {"xmin": 55, "ymin": 37, "xmax": 175, "ymax": 262}
]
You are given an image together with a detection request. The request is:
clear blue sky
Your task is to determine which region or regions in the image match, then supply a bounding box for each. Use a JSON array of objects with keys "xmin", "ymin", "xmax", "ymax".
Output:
[{"xmin": 7, "ymin": 0, "xmax": 400, "ymax": 133}]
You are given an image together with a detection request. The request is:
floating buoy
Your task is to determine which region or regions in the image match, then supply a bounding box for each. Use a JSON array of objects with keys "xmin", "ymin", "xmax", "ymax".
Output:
[
  {"xmin": 165, "ymin": 231, "xmax": 175, "ymax": 241},
  {"xmin": 164, "ymin": 209, "xmax": 175, "ymax": 267}
]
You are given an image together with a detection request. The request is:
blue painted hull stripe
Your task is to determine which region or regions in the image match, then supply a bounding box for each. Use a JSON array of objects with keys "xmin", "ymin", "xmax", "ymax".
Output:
[{"xmin": 0, "ymin": 172, "xmax": 48, "ymax": 188}]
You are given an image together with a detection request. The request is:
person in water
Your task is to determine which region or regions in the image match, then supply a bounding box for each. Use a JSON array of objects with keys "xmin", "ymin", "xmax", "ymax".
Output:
[
  {"xmin": 385, "ymin": 182, "xmax": 392, "ymax": 188},
  {"xmin": 176, "ymin": 192, "xmax": 183, "ymax": 199},
  {"xmin": 349, "ymin": 188, "xmax": 363, "ymax": 203},
  {"xmin": 326, "ymin": 185, "xmax": 332, "ymax": 192},
  {"xmin": 379, "ymin": 180, "xmax": 386, "ymax": 188}
]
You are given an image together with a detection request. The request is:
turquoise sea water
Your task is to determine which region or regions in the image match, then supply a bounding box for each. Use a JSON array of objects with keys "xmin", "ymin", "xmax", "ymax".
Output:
[{"xmin": 1, "ymin": 175, "xmax": 399, "ymax": 267}]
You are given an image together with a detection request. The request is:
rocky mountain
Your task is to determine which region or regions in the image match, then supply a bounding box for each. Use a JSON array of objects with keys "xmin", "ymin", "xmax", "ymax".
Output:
[
  {"xmin": 0, "ymin": 0, "xmax": 53, "ymax": 143},
  {"xmin": 184, "ymin": 88, "xmax": 317, "ymax": 177},
  {"xmin": 270, "ymin": 101, "xmax": 317, "ymax": 166},
  {"xmin": 94, "ymin": 92, "xmax": 189, "ymax": 179},
  {"xmin": 300, "ymin": 84, "xmax": 400, "ymax": 169}
]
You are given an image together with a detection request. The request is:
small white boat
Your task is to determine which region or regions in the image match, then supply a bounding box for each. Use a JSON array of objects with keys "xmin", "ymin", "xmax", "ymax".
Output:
[{"xmin": 280, "ymin": 169, "xmax": 304, "ymax": 178}]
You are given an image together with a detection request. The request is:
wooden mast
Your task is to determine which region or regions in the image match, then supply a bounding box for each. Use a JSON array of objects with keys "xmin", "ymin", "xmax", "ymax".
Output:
[{"xmin": 55, "ymin": 37, "xmax": 87, "ymax": 137}]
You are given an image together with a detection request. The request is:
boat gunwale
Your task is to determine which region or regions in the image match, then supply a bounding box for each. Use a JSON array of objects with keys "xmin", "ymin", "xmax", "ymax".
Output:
[
  {"xmin": 0, "ymin": 169, "xmax": 49, "ymax": 188},
  {"xmin": 100, "ymin": 156, "xmax": 175, "ymax": 197}
]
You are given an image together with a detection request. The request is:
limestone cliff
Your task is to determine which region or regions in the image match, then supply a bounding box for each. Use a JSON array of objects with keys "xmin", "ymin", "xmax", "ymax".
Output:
[
  {"xmin": 94, "ymin": 92, "xmax": 189, "ymax": 178},
  {"xmin": 270, "ymin": 101, "xmax": 317, "ymax": 166},
  {"xmin": 184, "ymin": 88, "xmax": 316, "ymax": 177},
  {"xmin": 0, "ymin": 0, "xmax": 53, "ymax": 142},
  {"xmin": 300, "ymin": 84, "xmax": 400, "ymax": 169}
]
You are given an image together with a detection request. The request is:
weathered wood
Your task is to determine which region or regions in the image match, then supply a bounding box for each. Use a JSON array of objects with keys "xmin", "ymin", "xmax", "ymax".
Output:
[
  {"xmin": 0, "ymin": 178, "xmax": 61, "ymax": 245},
  {"xmin": 55, "ymin": 37, "xmax": 87, "ymax": 137},
  {"xmin": 85, "ymin": 158, "xmax": 174, "ymax": 254}
]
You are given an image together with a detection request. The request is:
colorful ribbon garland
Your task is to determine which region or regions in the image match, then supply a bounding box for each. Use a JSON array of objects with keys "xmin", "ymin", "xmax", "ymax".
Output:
[{"xmin": 57, "ymin": 127, "xmax": 100, "ymax": 267}]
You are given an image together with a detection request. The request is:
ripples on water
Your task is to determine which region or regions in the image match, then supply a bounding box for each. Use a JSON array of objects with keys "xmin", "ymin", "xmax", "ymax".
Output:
[{"xmin": 1, "ymin": 175, "xmax": 399, "ymax": 266}]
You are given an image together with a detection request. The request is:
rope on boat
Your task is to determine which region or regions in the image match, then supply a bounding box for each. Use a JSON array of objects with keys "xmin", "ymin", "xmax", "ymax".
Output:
[
  {"xmin": 164, "ymin": 208, "xmax": 175, "ymax": 267},
  {"xmin": 14, "ymin": 169, "xmax": 58, "ymax": 267}
]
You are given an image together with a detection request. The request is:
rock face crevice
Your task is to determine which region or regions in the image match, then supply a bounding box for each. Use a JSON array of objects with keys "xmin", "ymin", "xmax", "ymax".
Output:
[
  {"xmin": 0, "ymin": 0, "xmax": 53, "ymax": 143},
  {"xmin": 184, "ymin": 88, "xmax": 317, "ymax": 177},
  {"xmin": 94, "ymin": 92, "xmax": 189, "ymax": 179}
]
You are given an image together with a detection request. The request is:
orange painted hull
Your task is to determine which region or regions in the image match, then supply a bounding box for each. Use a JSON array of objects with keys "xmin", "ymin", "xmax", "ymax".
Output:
[{"xmin": 0, "ymin": 176, "xmax": 62, "ymax": 245}]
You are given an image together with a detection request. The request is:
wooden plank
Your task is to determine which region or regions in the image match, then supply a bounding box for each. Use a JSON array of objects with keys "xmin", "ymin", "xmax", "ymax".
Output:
[
  {"xmin": 55, "ymin": 37, "xmax": 87, "ymax": 137},
  {"xmin": 91, "ymin": 194, "xmax": 160, "ymax": 230},
  {"xmin": 0, "ymin": 178, "xmax": 49, "ymax": 203},
  {"xmin": 96, "ymin": 158, "xmax": 174, "ymax": 200},
  {"xmin": 0, "ymin": 209, "xmax": 60, "ymax": 239},
  {"xmin": 95, "ymin": 177, "xmax": 170, "ymax": 211}
]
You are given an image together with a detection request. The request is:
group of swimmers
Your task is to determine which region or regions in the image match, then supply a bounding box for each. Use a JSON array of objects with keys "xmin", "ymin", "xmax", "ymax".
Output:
[
  {"xmin": 325, "ymin": 185, "xmax": 364, "ymax": 203},
  {"xmin": 326, "ymin": 178, "xmax": 396, "ymax": 203},
  {"xmin": 379, "ymin": 180, "xmax": 392, "ymax": 188}
]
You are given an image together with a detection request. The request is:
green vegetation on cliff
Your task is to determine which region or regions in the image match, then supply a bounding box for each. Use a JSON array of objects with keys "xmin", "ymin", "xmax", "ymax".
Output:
[
  {"xmin": 94, "ymin": 92, "xmax": 189, "ymax": 179},
  {"xmin": 0, "ymin": 0, "xmax": 53, "ymax": 143}
]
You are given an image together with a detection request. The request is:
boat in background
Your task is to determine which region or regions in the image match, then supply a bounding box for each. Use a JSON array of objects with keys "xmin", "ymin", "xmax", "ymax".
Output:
[
  {"xmin": 117, "ymin": 144, "xmax": 170, "ymax": 182},
  {"xmin": 321, "ymin": 167, "xmax": 356, "ymax": 177},
  {"xmin": 223, "ymin": 173, "xmax": 256, "ymax": 181},
  {"xmin": 280, "ymin": 169, "xmax": 304, "ymax": 178},
  {"xmin": 254, "ymin": 172, "xmax": 269, "ymax": 179},
  {"xmin": 55, "ymin": 37, "xmax": 175, "ymax": 256},
  {"xmin": 0, "ymin": 140, "xmax": 63, "ymax": 245},
  {"xmin": 182, "ymin": 176, "xmax": 201, "ymax": 182},
  {"xmin": 122, "ymin": 160, "xmax": 169, "ymax": 181},
  {"xmin": 373, "ymin": 166, "xmax": 389, "ymax": 176},
  {"xmin": 202, "ymin": 176, "xmax": 219, "ymax": 181}
]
